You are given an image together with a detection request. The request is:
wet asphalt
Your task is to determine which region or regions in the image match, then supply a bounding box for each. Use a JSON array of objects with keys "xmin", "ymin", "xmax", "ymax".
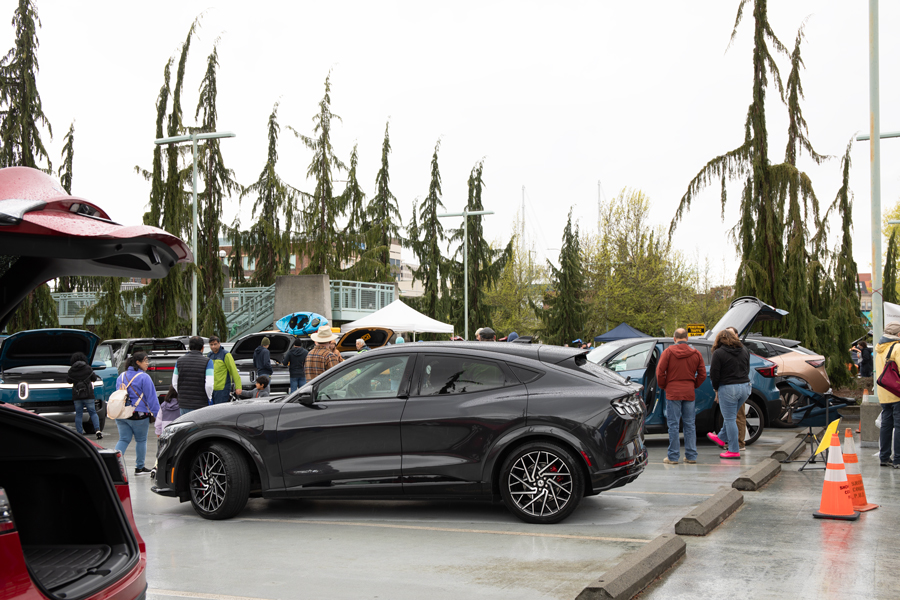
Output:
[{"xmin": 80, "ymin": 418, "xmax": 896, "ymax": 600}]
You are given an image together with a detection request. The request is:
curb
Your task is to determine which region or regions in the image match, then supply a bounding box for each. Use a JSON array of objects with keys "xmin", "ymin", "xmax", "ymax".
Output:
[
  {"xmin": 576, "ymin": 534, "xmax": 686, "ymax": 600},
  {"xmin": 732, "ymin": 458, "xmax": 780, "ymax": 491},
  {"xmin": 771, "ymin": 437, "xmax": 805, "ymax": 462},
  {"xmin": 674, "ymin": 486, "xmax": 743, "ymax": 536}
]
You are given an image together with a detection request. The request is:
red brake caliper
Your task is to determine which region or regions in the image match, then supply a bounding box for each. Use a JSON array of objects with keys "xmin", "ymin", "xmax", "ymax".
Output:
[{"xmin": 550, "ymin": 464, "xmax": 562, "ymax": 483}]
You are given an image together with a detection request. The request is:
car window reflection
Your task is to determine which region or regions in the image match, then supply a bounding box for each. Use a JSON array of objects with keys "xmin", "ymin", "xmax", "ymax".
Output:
[{"xmin": 317, "ymin": 356, "xmax": 410, "ymax": 401}]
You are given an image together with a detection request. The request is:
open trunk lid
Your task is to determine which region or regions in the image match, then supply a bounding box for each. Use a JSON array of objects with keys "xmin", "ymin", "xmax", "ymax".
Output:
[{"xmin": 704, "ymin": 296, "xmax": 788, "ymax": 341}]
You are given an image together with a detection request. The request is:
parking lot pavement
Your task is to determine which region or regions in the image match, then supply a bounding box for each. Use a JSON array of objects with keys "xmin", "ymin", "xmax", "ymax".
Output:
[{"xmin": 80, "ymin": 422, "xmax": 888, "ymax": 600}]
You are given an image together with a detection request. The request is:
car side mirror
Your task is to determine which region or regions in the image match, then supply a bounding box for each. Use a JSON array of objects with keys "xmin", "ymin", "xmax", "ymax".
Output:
[
  {"xmin": 91, "ymin": 361, "xmax": 105, "ymax": 369},
  {"xmin": 298, "ymin": 390, "xmax": 315, "ymax": 406}
]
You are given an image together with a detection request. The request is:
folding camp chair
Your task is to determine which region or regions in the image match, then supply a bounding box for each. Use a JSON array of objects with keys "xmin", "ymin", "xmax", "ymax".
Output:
[{"xmin": 780, "ymin": 380, "xmax": 850, "ymax": 471}]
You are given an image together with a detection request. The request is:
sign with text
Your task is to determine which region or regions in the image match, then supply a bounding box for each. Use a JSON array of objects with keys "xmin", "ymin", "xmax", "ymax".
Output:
[{"xmin": 686, "ymin": 323, "xmax": 706, "ymax": 337}]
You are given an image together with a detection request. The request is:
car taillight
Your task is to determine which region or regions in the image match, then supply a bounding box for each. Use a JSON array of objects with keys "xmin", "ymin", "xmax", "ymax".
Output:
[
  {"xmin": 116, "ymin": 450, "xmax": 129, "ymax": 484},
  {"xmin": 0, "ymin": 488, "xmax": 15, "ymax": 533},
  {"xmin": 611, "ymin": 391, "xmax": 644, "ymax": 420},
  {"xmin": 756, "ymin": 365, "xmax": 778, "ymax": 377},
  {"xmin": 806, "ymin": 359, "xmax": 825, "ymax": 369},
  {"xmin": 148, "ymin": 365, "xmax": 174, "ymax": 371}
]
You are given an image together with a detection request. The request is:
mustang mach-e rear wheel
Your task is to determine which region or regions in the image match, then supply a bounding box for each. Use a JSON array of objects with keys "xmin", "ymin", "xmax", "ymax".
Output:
[
  {"xmin": 189, "ymin": 442, "xmax": 250, "ymax": 520},
  {"xmin": 499, "ymin": 441, "xmax": 585, "ymax": 524}
]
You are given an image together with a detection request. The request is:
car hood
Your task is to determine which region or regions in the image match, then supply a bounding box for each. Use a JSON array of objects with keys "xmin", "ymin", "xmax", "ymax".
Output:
[
  {"xmin": 0, "ymin": 167, "xmax": 192, "ymax": 329},
  {"xmin": 336, "ymin": 327, "xmax": 395, "ymax": 353},
  {"xmin": 0, "ymin": 328, "xmax": 99, "ymax": 370},
  {"xmin": 703, "ymin": 296, "xmax": 788, "ymax": 341}
]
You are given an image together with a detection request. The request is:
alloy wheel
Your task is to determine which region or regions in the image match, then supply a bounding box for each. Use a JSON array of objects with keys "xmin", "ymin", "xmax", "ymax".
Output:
[
  {"xmin": 506, "ymin": 450, "xmax": 573, "ymax": 518},
  {"xmin": 190, "ymin": 450, "xmax": 228, "ymax": 514}
]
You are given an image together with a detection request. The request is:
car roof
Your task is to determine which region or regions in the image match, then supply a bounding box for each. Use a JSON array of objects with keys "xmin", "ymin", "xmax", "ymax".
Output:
[{"xmin": 371, "ymin": 341, "xmax": 587, "ymax": 365}]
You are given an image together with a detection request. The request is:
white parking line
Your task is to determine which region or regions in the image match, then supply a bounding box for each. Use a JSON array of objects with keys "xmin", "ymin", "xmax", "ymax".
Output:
[
  {"xmin": 150, "ymin": 590, "xmax": 273, "ymax": 600},
  {"xmin": 238, "ymin": 517, "xmax": 651, "ymax": 544},
  {"xmin": 605, "ymin": 490, "xmax": 715, "ymax": 497}
]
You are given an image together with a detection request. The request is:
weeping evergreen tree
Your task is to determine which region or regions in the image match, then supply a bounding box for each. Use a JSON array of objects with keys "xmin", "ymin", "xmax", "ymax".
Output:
[
  {"xmin": 408, "ymin": 139, "xmax": 449, "ymax": 334},
  {"xmin": 194, "ymin": 40, "xmax": 239, "ymax": 338},
  {"xmin": 448, "ymin": 160, "xmax": 510, "ymax": 336},
  {"xmin": 342, "ymin": 143, "xmax": 366, "ymax": 237},
  {"xmin": 138, "ymin": 22, "xmax": 199, "ymax": 336},
  {"xmin": 884, "ymin": 230, "xmax": 898, "ymax": 305},
  {"xmin": 365, "ymin": 120, "xmax": 402, "ymax": 279},
  {"xmin": 340, "ymin": 143, "xmax": 387, "ymax": 281},
  {"xmin": 238, "ymin": 103, "xmax": 298, "ymax": 286},
  {"xmin": 0, "ymin": 0, "xmax": 56, "ymax": 331},
  {"xmin": 295, "ymin": 73, "xmax": 347, "ymax": 276},
  {"xmin": 536, "ymin": 210, "xmax": 585, "ymax": 346},
  {"xmin": 670, "ymin": 0, "xmax": 788, "ymax": 311}
]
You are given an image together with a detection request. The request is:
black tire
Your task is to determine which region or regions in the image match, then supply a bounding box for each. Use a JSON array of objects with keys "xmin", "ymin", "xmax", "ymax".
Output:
[
  {"xmin": 714, "ymin": 396, "xmax": 765, "ymax": 446},
  {"xmin": 773, "ymin": 384, "xmax": 805, "ymax": 428},
  {"xmin": 188, "ymin": 442, "xmax": 250, "ymax": 520},
  {"xmin": 499, "ymin": 441, "xmax": 585, "ymax": 524}
]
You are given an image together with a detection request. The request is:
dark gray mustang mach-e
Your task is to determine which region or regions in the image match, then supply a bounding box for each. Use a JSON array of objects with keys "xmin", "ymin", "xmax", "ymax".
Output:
[{"xmin": 152, "ymin": 342, "xmax": 647, "ymax": 524}]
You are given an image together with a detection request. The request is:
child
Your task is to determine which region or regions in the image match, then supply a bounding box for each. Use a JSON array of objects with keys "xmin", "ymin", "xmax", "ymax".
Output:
[
  {"xmin": 155, "ymin": 385, "xmax": 182, "ymax": 437},
  {"xmin": 238, "ymin": 375, "xmax": 271, "ymax": 399}
]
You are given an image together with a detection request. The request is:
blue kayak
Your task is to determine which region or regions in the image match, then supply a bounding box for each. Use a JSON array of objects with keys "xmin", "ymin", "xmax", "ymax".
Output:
[{"xmin": 275, "ymin": 312, "xmax": 328, "ymax": 335}]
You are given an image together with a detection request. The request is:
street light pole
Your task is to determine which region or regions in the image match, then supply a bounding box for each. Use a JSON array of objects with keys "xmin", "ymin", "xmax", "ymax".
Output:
[
  {"xmin": 438, "ymin": 208, "xmax": 494, "ymax": 340},
  {"xmin": 154, "ymin": 131, "xmax": 236, "ymax": 337}
]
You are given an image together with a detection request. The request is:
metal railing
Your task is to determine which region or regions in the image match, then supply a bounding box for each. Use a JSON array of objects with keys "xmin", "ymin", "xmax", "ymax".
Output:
[
  {"xmin": 224, "ymin": 285, "xmax": 276, "ymax": 339},
  {"xmin": 330, "ymin": 281, "xmax": 395, "ymax": 321}
]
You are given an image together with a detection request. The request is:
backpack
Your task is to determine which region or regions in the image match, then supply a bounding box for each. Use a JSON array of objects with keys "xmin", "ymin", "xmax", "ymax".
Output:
[
  {"xmin": 107, "ymin": 373, "xmax": 143, "ymax": 420},
  {"xmin": 72, "ymin": 379, "xmax": 92, "ymax": 400}
]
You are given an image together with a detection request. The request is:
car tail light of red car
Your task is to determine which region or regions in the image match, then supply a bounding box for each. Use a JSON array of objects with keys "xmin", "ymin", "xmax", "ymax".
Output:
[
  {"xmin": 0, "ymin": 488, "xmax": 14, "ymax": 534},
  {"xmin": 756, "ymin": 365, "xmax": 778, "ymax": 378},
  {"xmin": 806, "ymin": 359, "xmax": 826, "ymax": 369}
]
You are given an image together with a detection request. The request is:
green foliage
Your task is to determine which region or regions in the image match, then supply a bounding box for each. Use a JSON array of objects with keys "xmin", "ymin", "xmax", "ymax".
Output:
[
  {"xmin": 58, "ymin": 120, "xmax": 74, "ymax": 192},
  {"xmin": 295, "ymin": 73, "xmax": 348, "ymax": 276},
  {"xmin": 485, "ymin": 222, "xmax": 547, "ymax": 338},
  {"xmin": 366, "ymin": 120, "xmax": 402, "ymax": 277},
  {"xmin": 83, "ymin": 278, "xmax": 137, "ymax": 339},
  {"xmin": 6, "ymin": 283, "xmax": 56, "ymax": 331},
  {"xmin": 536, "ymin": 209, "xmax": 585, "ymax": 346},
  {"xmin": 884, "ymin": 231, "xmax": 898, "ymax": 305}
]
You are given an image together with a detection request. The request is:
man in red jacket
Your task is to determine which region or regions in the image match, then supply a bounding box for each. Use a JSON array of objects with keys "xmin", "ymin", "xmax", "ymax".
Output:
[{"xmin": 657, "ymin": 328, "xmax": 707, "ymax": 464}]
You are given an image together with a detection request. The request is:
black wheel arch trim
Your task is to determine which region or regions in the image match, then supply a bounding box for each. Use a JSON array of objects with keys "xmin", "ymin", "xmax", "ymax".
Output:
[{"xmin": 171, "ymin": 429, "xmax": 269, "ymax": 495}]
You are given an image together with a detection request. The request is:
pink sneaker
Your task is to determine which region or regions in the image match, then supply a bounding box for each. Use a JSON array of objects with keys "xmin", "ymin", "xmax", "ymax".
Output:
[
  {"xmin": 719, "ymin": 451, "xmax": 741, "ymax": 459},
  {"xmin": 707, "ymin": 432, "xmax": 726, "ymax": 448}
]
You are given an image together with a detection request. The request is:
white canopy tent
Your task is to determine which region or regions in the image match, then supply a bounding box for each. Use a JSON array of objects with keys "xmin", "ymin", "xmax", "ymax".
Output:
[{"xmin": 339, "ymin": 299, "xmax": 454, "ymax": 335}]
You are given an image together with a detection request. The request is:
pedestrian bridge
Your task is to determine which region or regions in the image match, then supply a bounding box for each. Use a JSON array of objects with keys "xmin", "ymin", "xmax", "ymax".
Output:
[{"xmin": 51, "ymin": 279, "xmax": 396, "ymax": 340}]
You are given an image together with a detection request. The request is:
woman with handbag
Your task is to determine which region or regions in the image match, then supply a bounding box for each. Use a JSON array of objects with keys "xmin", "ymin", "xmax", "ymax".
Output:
[
  {"xmin": 875, "ymin": 322, "xmax": 900, "ymax": 468},
  {"xmin": 114, "ymin": 351, "xmax": 160, "ymax": 475}
]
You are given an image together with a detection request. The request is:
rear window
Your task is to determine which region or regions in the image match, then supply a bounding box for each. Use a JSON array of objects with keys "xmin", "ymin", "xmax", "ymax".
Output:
[{"xmin": 130, "ymin": 340, "xmax": 184, "ymax": 354}]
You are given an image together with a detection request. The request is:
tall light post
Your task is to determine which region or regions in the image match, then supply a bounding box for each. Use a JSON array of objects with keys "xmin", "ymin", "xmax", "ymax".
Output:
[
  {"xmin": 154, "ymin": 131, "xmax": 236, "ymax": 336},
  {"xmin": 438, "ymin": 208, "xmax": 494, "ymax": 340}
]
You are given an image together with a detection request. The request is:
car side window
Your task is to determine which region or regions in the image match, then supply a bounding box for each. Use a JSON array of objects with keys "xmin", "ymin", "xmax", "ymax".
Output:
[
  {"xmin": 607, "ymin": 341, "xmax": 656, "ymax": 372},
  {"xmin": 95, "ymin": 345, "xmax": 113, "ymax": 367},
  {"xmin": 316, "ymin": 355, "xmax": 410, "ymax": 401},
  {"xmin": 419, "ymin": 355, "xmax": 507, "ymax": 396},
  {"xmin": 744, "ymin": 340, "xmax": 770, "ymax": 358}
]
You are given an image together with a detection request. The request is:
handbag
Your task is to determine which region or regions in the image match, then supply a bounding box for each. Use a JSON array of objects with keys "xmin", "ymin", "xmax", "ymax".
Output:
[
  {"xmin": 877, "ymin": 343, "xmax": 900, "ymax": 397},
  {"xmin": 107, "ymin": 373, "xmax": 142, "ymax": 420}
]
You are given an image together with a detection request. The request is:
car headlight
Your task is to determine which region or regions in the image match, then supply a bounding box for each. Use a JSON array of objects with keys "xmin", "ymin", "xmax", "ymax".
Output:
[{"xmin": 160, "ymin": 421, "xmax": 194, "ymax": 441}]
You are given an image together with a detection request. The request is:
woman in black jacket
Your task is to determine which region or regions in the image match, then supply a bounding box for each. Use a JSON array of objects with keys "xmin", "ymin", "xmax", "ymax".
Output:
[
  {"xmin": 707, "ymin": 329, "xmax": 751, "ymax": 459},
  {"xmin": 67, "ymin": 351, "xmax": 103, "ymax": 439}
]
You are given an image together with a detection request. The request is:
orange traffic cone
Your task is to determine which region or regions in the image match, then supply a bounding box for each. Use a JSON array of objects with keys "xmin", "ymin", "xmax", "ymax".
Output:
[
  {"xmin": 813, "ymin": 433, "xmax": 860, "ymax": 521},
  {"xmin": 842, "ymin": 428, "xmax": 878, "ymax": 512}
]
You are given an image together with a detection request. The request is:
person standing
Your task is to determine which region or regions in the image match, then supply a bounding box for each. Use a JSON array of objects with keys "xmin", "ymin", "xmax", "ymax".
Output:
[
  {"xmin": 173, "ymin": 336, "xmax": 214, "ymax": 415},
  {"xmin": 708, "ymin": 329, "xmax": 751, "ymax": 459},
  {"xmin": 875, "ymin": 322, "xmax": 900, "ymax": 468},
  {"xmin": 254, "ymin": 337, "xmax": 273, "ymax": 378},
  {"xmin": 859, "ymin": 341, "xmax": 874, "ymax": 378},
  {"xmin": 114, "ymin": 352, "xmax": 160, "ymax": 475},
  {"xmin": 656, "ymin": 328, "xmax": 707, "ymax": 464},
  {"xmin": 305, "ymin": 326, "xmax": 341, "ymax": 382},
  {"xmin": 67, "ymin": 351, "xmax": 103, "ymax": 440},
  {"xmin": 479, "ymin": 328, "xmax": 496, "ymax": 341},
  {"xmin": 208, "ymin": 335, "xmax": 241, "ymax": 405},
  {"xmin": 283, "ymin": 341, "xmax": 309, "ymax": 393},
  {"xmin": 725, "ymin": 327, "xmax": 747, "ymax": 451}
]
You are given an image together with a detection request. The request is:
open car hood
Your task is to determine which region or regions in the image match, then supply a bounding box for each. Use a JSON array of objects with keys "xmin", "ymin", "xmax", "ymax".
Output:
[
  {"xmin": 0, "ymin": 167, "xmax": 192, "ymax": 329},
  {"xmin": 704, "ymin": 296, "xmax": 788, "ymax": 341},
  {"xmin": 0, "ymin": 328, "xmax": 99, "ymax": 370},
  {"xmin": 336, "ymin": 327, "xmax": 395, "ymax": 353}
]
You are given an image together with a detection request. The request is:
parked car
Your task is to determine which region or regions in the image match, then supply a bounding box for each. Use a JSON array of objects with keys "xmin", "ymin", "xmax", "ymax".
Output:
[
  {"xmin": 0, "ymin": 402, "xmax": 148, "ymax": 600},
  {"xmin": 98, "ymin": 338, "xmax": 187, "ymax": 399},
  {"xmin": 741, "ymin": 337, "xmax": 830, "ymax": 427},
  {"xmin": 231, "ymin": 331, "xmax": 298, "ymax": 393},
  {"xmin": 0, "ymin": 165, "xmax": 190, "ymax": 600},
  {"xmin": 587, "ymin": 296, "xmax": 785, "ymax": 445},
  {"xmin": 0, "ymin": 329, "xmax": 112, "ymax": 433},
  {"xmin": 152, "ymin": 342, "xmax": 648, "ymax": 524}
]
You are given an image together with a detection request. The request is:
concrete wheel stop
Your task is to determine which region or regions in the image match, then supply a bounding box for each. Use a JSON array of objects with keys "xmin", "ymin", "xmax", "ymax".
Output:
[
  {"xmin": 576, "ymin": 534, "xmax": 686, "ymax": 600},
  {"xmin": 732, "ymin": 458, "xmax": 781, "ymax": 491},
  {"xmin": 674, "ymin": 486, "xmax": 743, "ymax": 536}
]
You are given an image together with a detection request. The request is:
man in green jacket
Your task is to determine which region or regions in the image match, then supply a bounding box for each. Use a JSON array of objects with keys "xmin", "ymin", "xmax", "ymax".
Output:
[{"xmin": 207, "ymin": 335, "xmax": 241, "ymax": 405}]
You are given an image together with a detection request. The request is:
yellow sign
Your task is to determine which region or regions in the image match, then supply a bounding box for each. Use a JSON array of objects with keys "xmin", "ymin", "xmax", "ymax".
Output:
[
  {"xmin": 815, "ymin": 418, "xmax": 843, "ymax": 455},
  {"xmin": 686, "ymin": 323, "xmax": 705, "ymax": 337}
]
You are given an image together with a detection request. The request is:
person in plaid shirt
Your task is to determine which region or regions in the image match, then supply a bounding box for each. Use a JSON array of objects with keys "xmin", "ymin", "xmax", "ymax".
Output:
[{"xmin": 305, "ymin": 325, "xmax": 342, "ymax": 381}]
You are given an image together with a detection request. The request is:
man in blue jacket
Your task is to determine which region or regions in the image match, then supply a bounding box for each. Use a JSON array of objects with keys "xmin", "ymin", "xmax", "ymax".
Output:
[{"xmin": 254, "ymin": 337, "xmax": 273, "ymax": 378}]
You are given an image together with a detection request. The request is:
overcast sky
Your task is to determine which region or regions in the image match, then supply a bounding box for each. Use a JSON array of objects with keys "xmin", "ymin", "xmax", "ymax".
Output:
[{"xmin": 9, "ymin": 1, "xmax": 900, "ymax": 285}]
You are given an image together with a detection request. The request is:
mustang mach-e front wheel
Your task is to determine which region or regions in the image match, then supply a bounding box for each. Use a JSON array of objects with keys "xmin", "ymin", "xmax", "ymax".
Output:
[
  {"xmin": 189, "ymin": 442, "xmax": 250, "ymax": 520},
  {"xmin": 499, "ymin": 441, "xmax": 585, "ymax": 524}
]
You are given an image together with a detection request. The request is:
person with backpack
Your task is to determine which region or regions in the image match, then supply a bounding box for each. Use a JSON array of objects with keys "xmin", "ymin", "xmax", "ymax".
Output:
[
  {"xmin": 114, "ymin": 351, "xmax": 160, "ymax": 475},
  {"xmin": 67, "ymin": 351, "xmax": 103, "ymax": 440}
]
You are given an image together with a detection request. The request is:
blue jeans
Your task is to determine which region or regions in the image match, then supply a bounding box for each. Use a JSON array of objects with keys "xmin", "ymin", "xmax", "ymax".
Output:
[
  {"xmin": 115, "ymin": 417, "xmax": 150, "ymax": 470},
  {"xmin": 879, "ymin": 402, "xmax": 900, "ymax": 465},
  {"xmin": 718, "ymin": 383, "xmax": 751, "ymax": 453},
  {"xmin": 289, "ymin": 377, "xmax": 306, "ymax": 393},
  {"xmin": 211, "ymin": 389, "xmax": 231, "ymax": 405},
  {"xmin": 666, "ymin": 399, "xmax": 697, "ymax": 461},
  {"xmin": 73, "ymin": 398, "xmax": 100, "ymax": 434}
]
